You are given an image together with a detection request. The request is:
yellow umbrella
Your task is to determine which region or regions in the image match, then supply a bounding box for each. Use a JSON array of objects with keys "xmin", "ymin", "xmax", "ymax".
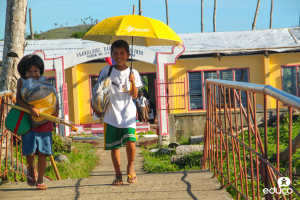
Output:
[
  {"xmin": 83, "ymin": 14, "xmax": 183, "ymax": 47},
  {"xmin": 83, "ymin": 14, "xmax": 182, "ymax": 93}
]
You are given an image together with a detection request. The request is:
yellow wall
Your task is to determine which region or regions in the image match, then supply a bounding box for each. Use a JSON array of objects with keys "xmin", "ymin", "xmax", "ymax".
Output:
[
  {"xmin": 44, "ymin": 70, "xmax": 55, "ymax": 77},
  {"xmin": 64, "ymin": 52, "xmax": 300, "ymax": 126},
  {"xmin": 168, "ymin": 55, "xmax": 266, "ymax": 114},
  {"xmin": 269, "ymin": 52, "xmax": 300, "ymax": 109}
]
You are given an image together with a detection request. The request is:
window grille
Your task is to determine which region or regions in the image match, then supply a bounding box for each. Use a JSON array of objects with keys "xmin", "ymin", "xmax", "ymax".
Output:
[
  {"xmin": 188, "ymin": 68, "xmax": 249, "ymax": 110},
  {"xmin": 155, "ymin": 78, "xmax": 186, "ymax": 110}
]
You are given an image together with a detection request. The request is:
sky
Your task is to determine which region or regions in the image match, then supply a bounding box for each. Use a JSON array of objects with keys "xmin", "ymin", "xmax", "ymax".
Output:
[{"xmin": 0, "ymin": 0, "xmax": 299, "ymax": 40}]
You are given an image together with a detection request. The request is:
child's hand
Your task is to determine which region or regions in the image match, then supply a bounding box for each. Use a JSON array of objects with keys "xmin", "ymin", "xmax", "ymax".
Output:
[
  {"xmin": 129, "ymin": 73, "xmax": 135, "ymax": 83},
  {"xmin": 29, "ymin": 106, "xmax": 40, "ymax": 117}
]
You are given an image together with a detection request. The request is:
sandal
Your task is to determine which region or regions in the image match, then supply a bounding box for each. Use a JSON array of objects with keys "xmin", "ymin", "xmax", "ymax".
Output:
[
  {"xmin": 127, "ymin": 173, "xmax": 138, "ymax": 184},
  {"xmin": 26, "ymin": 169, "xmax": 37, "ymax": 186},
  {"xmin": 112, "ymin": 179, "xmax": 123, "ymax": 186},
  {"xmin": 36, "ymin": 183, "xmax": 47, "ymax": 190},
  {"xmin": 26, "ymin": 175, "xmax": 36, "ymax": 186}
]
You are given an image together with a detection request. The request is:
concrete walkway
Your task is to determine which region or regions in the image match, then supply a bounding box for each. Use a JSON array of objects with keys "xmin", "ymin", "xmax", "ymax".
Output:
[{"xmin": 0, "ymin": 138, "xmax": 233, "ymax": 200}]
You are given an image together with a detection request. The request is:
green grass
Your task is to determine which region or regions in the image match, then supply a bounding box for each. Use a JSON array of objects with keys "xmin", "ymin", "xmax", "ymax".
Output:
[
  {"xmin": 208, "ymin": 113, "xmax": 300, "ymax": 199},
  {"xmin": 142, "ymin": 150, "xmax": 203, "ymax": 173},
  {"xmin": 0, "ymin": 132, "xmax": 99, "ymax": 184},
  {"xmin": 137, "ymin": 131, "xmax": 156, "ymax": 137},
  {"xmin": 25, "ymin": 25, "xmax": 93, "ymax": 40},
  {"xmin": 45, "ymin": 142, "xmax": 99, "ymax": 180},
  {"xmin": 141, "ymin": 139, "xmax": 203, "ymax": 173}
]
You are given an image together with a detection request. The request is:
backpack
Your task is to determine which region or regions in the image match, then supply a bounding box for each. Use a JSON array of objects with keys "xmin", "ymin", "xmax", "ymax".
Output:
[{"xmin": 91, "ymin": 66, "xmax": 113, "ymax": 113}]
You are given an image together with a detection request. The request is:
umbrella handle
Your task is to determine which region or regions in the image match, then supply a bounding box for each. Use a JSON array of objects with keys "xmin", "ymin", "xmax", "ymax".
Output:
[{"xmin": 122, "ymin": 82, "xmax": 133, "ymax": 93}]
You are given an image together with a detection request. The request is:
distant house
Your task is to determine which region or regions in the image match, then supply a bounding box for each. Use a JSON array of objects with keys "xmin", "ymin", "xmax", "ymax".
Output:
[{"xmin": 1, "ymin": 27, "xmax": 300, "ymax": 141}]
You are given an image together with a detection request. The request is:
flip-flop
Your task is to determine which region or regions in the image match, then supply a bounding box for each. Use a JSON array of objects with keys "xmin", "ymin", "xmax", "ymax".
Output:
[
  {"xmin": 112, "ymin": 179, "xmax": 123, "ymax": 186},
  {"xmin": 26, "ymin": 175, "xmax": 36, "ymax": 186},
  {"xmin": 36, "ymin": 183, "xmax": 47, "ymax": 190},
  {"xmin": 127, "ymin": 173, "xmax": 137, "ymax": 184}
]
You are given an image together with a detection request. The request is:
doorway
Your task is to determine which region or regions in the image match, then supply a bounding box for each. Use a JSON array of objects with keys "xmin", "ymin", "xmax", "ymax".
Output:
[{"xmin": 139, "ymin": 73, "xmax": 156, "ymax": 123}]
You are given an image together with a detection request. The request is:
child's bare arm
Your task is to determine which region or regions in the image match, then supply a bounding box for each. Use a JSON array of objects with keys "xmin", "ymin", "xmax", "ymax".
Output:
[
  {"xmin": 16, "ymin": 79, "xmax": 40, "ymax": 117},
  {"xmin": 129, "ymin": 73, "xmax": 138, "ymax": 99},
  {"xmin": 144, "ymin": 99, "xmax": 149, "ymax": 111}
]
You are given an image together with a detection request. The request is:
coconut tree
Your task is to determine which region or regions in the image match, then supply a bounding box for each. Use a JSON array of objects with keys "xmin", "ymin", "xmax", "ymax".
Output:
[
  {"xmin": 165, "ymin": 0, "xmax": 169, "ymax": 25},
  {"xmin": 201, "ymin": 0, "xmax": 204, "ymax": 32},
  {"xmin": 270, "ymin": 0, "xmax": 273, "ymax": 29},
  {"xmin": 252, "ymin": 0, "xmax": 260, "ymax": 30},
  {"xmin": 55, "ymin": 23, "xmax": 57, "ymax": 28},
  {"xmin": 139, "ymin": 0, "xmax": 142, "ymax": 15},
  {"xmin": 213, "ymin": 0, "xmax": 217, "ymax": 32},
  {"xmin": 0, "ymin": 0, "xmax": 27, "ymax": 94}
]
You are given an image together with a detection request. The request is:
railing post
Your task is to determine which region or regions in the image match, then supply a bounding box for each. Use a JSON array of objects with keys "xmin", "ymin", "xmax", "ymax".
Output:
[{"xmin": 202, "ymin": 83, "xmax": 211, "ymax": 169}]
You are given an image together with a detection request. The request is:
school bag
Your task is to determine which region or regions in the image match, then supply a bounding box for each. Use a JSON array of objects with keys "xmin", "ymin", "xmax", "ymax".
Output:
[
  {"xmin": 21, "ymin": 77, "xmax": 58, "ymax": 128},
  {"xmin": 91, "ymin": 66, "xmax": 113, "ymax": 114}
]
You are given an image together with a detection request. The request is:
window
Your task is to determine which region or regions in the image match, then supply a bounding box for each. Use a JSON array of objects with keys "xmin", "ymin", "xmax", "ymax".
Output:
[
  {"xmin": 90, "ymin": 76, "xmax": 98, "ymax": 93},
  {"xmin": 189, "ymin": 72, "xmax": 203, "ymax": 109},
  {"xmin": 188, "ymin": 68, "xmax": 249, "ymax": 110},
  {"xmin": 282, "ymin": 66, "xmax": 299, "ymax": 97},
  {"xmin": 47, "ymin": 77, "xmax": 56, "ymax": 88}
]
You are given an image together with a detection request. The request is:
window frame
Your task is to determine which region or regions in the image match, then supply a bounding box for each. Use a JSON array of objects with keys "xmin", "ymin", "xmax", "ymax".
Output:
[
  {"xmin": 186, "ymin": 68, "xmax": 250, "ymax": 111},
  {"xmin": 89, "ymin": 74, "xmax": 99, "ymax": 115},
  {"xmin": 281, "ymin": 65, "xmax": 300, "ymax": 99}
]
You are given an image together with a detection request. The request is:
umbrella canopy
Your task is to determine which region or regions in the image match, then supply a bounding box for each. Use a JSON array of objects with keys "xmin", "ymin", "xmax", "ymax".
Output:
[{"xmin": 82, "ymin": 14, "xmax": 182, "ymax": 47}]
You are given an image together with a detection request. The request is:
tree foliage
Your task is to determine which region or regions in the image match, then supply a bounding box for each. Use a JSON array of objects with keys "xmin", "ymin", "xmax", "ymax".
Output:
[{"xmin": 70, "ymin": 25, "xmax": 93, "ymax": 38}]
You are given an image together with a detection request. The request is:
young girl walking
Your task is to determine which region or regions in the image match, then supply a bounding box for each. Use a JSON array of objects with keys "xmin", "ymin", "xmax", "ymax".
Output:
[{"xmin": 16, "ymin": 54, "xmax": 59, "ymax": 190}]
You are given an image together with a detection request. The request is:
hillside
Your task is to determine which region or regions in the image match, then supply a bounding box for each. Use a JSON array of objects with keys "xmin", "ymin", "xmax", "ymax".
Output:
[{"xmin": 33, "ymin": 25, "xmax": 92, "ymax": 40}]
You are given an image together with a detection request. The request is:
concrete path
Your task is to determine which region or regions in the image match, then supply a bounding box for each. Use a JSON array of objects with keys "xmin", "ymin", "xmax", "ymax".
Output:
[{"xmin": 0, "ymin": 138, "xmax": 233, "ymax": 200}]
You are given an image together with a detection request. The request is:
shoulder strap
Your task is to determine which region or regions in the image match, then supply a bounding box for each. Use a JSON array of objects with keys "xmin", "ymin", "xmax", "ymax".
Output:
[{"xmin": 108, "ymin": 65, "xmax": 113, "ymax": 77}]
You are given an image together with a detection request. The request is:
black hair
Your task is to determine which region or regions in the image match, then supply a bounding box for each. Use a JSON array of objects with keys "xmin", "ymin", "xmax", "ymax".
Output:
[
  {"xmin": 139, "ymin": 91, "xmax": 144, "ymax": 96},
  {"xmin": 17, "ymin": 54, "xmax": 44, "ymax": 78},
  {"xmin": 111, "ymin": 40, "xmax": 130, "ymax": 55}
]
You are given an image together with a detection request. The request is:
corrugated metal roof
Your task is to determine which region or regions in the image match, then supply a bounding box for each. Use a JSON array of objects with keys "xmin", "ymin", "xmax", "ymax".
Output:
[{"xmin": 1, "ymin": 27, "xmax": 300, "ymax": 61}]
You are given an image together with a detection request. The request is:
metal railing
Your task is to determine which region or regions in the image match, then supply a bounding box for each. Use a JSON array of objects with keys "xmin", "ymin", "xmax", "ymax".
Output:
[
  {"xmin": 0, "ymin": 91, "xmax": 26, "ymax": 183},
  {"xmin": 202, "ymin": 79, "xmax": 300, "ymax": 200},
  {"xmin": 0, "ymin": 90, "xmax": 61, "ymax": 184}
]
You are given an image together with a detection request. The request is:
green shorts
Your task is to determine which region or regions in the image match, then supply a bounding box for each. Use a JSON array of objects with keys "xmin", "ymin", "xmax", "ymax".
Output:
[{"xmin": 104, "ymin": 123, "xmax": 138, "ymax": 150}]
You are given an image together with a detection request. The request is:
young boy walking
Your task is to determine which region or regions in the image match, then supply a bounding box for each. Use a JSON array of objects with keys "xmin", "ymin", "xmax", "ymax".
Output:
[{"xmin": 92, "ymin": 40, "xmax": 143, "ymax": 185}]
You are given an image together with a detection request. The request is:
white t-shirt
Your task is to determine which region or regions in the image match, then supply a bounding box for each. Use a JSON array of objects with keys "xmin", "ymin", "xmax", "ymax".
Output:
[
  {"xmin": 137, "ymin": 96, "xmax": 147, "ymax": 107},
  {"xmin": 97, "ymin": 65, "xmax": 143, "ymax": 128}
]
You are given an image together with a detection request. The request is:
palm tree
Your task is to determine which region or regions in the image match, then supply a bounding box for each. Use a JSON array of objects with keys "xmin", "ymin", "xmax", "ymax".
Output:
[
  {"xmin": 55, "ymin": 23, "xmax": 57, "ymax": 28},
  {"xmin": 201, "ymin": 0, "xmax": 204, "ymax": 32},
  {"xmin": 252, "ymin": 0, "xmax": 260, "ymax": 30},
  {"xmin": 75, "ymin": 19, "xmax": 77, "ymax": 26},
  {"xmin": 165, "ymin": 0, "xmax": 169, "ymax": 25},
  {"xmin": 139, "ymin": 0, "xmax": 142, "ymax": 15},
  {"xmin": 213, "ymin": 0, "xmax": 217, "ymax": 32},
  {"xmin": 270, "ymin": 0, "xmax": 273, "ymax": 29},
  {"xmin": 66, "ymin": 23, "xmax": 68, "ymax": 26}
]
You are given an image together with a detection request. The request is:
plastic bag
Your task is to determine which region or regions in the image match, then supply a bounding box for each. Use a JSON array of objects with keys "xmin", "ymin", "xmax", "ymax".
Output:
[
  {"xmin": 21, "ymin": 78, "xmax": 58, "ymax": 128},
  {"xmin": 91, "ymin": 76, "xmax": 111, "ymax": 118}
]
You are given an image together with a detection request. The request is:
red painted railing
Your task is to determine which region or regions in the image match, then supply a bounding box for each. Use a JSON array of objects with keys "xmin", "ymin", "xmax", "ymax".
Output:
[
  {"xmin": 0, "ymin": 91, "xmax": 26, "ymax": 183},
  {"xmin": 202, "ymin": 79, "xmax": 300, "ymax": 200}
]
